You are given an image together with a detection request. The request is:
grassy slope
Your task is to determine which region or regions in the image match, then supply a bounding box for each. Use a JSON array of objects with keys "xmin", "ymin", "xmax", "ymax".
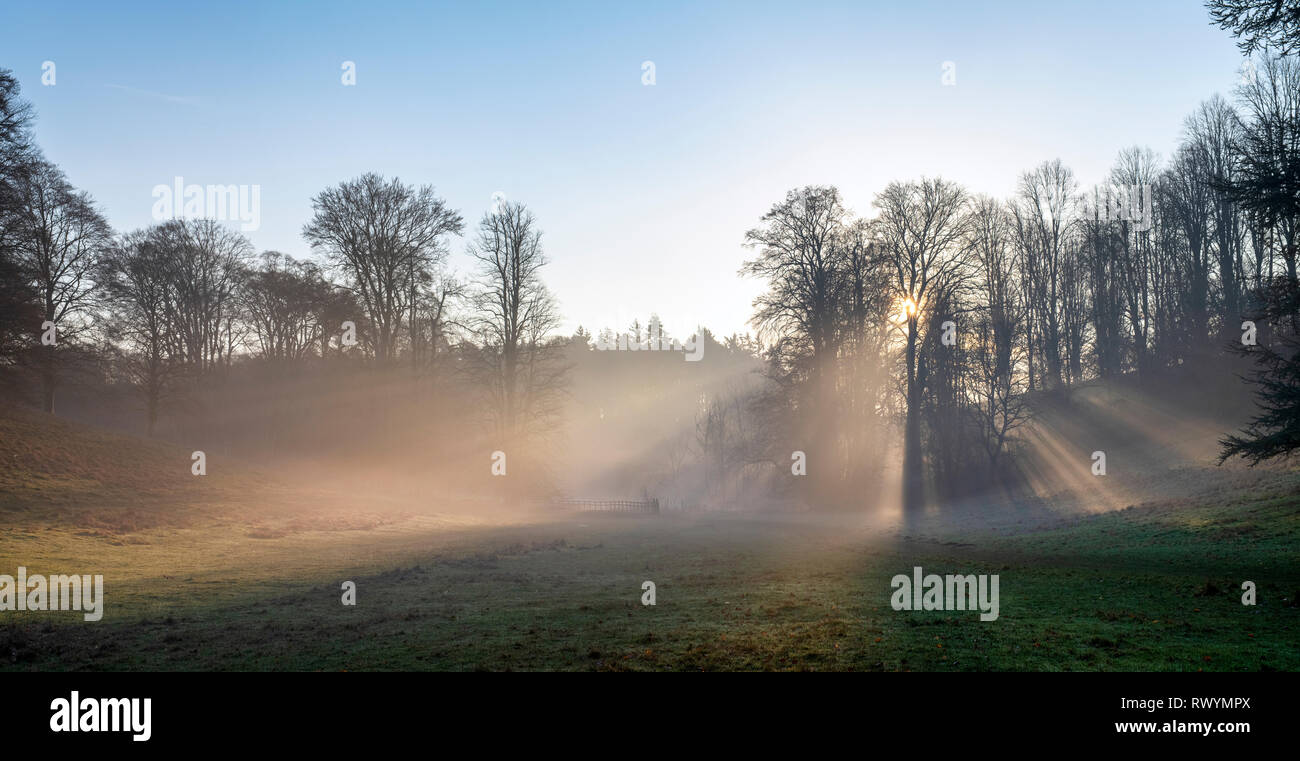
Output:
[
  {"xmin": 1, "ymin": 405, "xmax": 1298, "ymax": 671},
  {"xmin": 0, "ymin": 404, "xmax": 275, "ymax": 532}
]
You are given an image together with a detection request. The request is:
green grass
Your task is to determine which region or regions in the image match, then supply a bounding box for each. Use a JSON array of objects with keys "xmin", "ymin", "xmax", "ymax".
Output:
[
  {"xmin": 2, "ymin": 486, "xmax": 1297, "ymax": 671},
  {"xmin": 2, "ymin": 403, "xmax": 1297, "ymax": 671}
]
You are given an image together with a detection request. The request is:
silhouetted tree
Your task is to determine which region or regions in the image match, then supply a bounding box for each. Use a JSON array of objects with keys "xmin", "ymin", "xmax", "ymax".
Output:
[
  {"xmin": 875, "ymin": 177, "xmax": 971, "ymax": 517},
  {"xmin": 1208, "ymin": 0, "xmax": 1300, "ymax": 56},
  {"xmin": 5, "ymin": 159, "xmax": 112, "ymax": 412},
  {"xmin": 303, "ymin": 173, "xmax": 463, "ymax": 363},
  {"xmin": 1220, "ymin": 276, "xmax": 1300, "ymax": 463},
  {"xmin": 98, "ymin": 228, "xmax": 184, "ymax": 434},
  {"xmin": 467, "ymin": 200, "xmax": 567, "ymax": 445}
]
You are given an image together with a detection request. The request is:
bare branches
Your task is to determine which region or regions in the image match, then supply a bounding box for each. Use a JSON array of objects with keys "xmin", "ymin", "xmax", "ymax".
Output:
[
  {"xmin": 466, "ymin": 200, "xmax": 566, "ymax": 443},
  {"xmin": 303, "ymin": 173, "xmax": 463, "ymax": 363}
]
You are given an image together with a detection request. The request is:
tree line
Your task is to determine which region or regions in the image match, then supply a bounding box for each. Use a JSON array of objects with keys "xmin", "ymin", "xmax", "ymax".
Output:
[
  {"xmin": 736, "ymin": 49, "xmax": 1300, "ymax": 513},
  {"xmin": 3, "ymin": 2, "xmax": 1298, "ymax": 509},
  {"xmin": 0, "ymin": 70, "xmax": 564, "ymax": 451}
]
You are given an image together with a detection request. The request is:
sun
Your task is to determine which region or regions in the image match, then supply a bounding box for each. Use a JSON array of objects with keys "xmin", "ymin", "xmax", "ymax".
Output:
[{"xmin": 895, "ymin": 296, "xmax": 918, "ymax": 322}]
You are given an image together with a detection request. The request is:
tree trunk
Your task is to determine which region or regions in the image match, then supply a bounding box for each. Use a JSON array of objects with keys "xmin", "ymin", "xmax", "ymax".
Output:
[
  {"xmin": 42, "ymin": 345, "xmax": 56, "ymax": 414},
  {"xmin": 902, "ymin": 319, "xmax": 923, "ymax": 524}
]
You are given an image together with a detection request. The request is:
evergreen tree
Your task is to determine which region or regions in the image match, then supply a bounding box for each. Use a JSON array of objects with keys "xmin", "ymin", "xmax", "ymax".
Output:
[{"xmin": 1220, "ymin": 277, "xmax": 1300, "ymax": 463}]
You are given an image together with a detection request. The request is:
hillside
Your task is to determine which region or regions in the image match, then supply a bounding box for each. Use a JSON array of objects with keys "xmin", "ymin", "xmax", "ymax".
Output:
[{"xmin": 0, "ymin": 404, "xmax": 426, "ymax": 537}]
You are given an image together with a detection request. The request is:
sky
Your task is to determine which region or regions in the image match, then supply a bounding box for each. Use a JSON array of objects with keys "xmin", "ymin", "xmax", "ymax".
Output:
[{"xmin": 1, "ymin": 0, "xmax": 1249, "ymax": 339}]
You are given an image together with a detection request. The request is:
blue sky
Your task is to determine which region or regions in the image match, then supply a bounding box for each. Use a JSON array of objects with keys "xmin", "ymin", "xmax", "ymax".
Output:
[{"xmin": 2, "ymin": 0, "xmax": 1247, "ymax": 338}]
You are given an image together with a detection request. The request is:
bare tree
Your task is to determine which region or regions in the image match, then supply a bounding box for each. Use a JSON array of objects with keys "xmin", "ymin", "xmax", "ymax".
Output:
[
  {"xmin": 740, "ymin": 186, "xmax": 851, "ymax": 494},
  {"xmin": 0, "ymin": 70, "xmax": 39, "ymax": 368},
  {"xmin": 1011, "ymin": 159, "xmax": 1079, "ymax": 390},
  {"xmin": 302, "ymin": 173, "xmax": 463, "ymax": 363},
  {"xmin": 98, "ymin": 229, "xmax": 183, "ymax": 434},
  {"xmin": 1165, "ymin": 143, "xmax": 1215, "ymax": 346},
  {"xmin": 1110, "ymin": 146, "xmax": 1163, "ymax": 376},
  {"xmin": 741, "ymin": 186, "xmax": 848, "ymax": 389},
  {"xmin": 1184, "ymin": 95, "xmax": 1245, "ymax": 340},
  {"xmin": 151, "ymin": 218, "xmax": 251, "ymax": 372},
  {"xmin": 0, "ymin": 68, "xmax": 35, "ymax": 177},
  {"xmin": 1224, "ymin": 55, "xmax": 1300, "ymax": 284},
  {"xmin": 874, "ymin": 177, "xmax": 971, "ymax": 516},
  {"xmin": 241, "ymin": 251, "xmax": 335, "ymax": 361},
  {"xmin": 467, "ymin": 200, "xmax": 566, "ymax": 444},
  {"xmin": 968, "ymin": 196, "xmax": 1029, "ymax": 468},
  {"xmin": 836, "ymin": 218, "xmax": 895, "ymax": 491},
  {"xmin": 6, "ymin": 159, "xmax": 112, "ymax": 412},
  {"xmin": 419, "ymin": 271, "xmax": 466, "ymax": 385}
]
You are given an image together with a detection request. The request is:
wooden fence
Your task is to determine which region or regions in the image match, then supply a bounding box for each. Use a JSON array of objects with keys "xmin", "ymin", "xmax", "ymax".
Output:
[{"xmin": 551, "ymin": 498, "xmax": 660, "ymax": 514}]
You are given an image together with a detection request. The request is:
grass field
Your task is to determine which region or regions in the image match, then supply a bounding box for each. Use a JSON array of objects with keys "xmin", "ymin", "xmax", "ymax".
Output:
[{"xmin": 2, "ymin": 405, "xmax": 1299, "ymax": 671}]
